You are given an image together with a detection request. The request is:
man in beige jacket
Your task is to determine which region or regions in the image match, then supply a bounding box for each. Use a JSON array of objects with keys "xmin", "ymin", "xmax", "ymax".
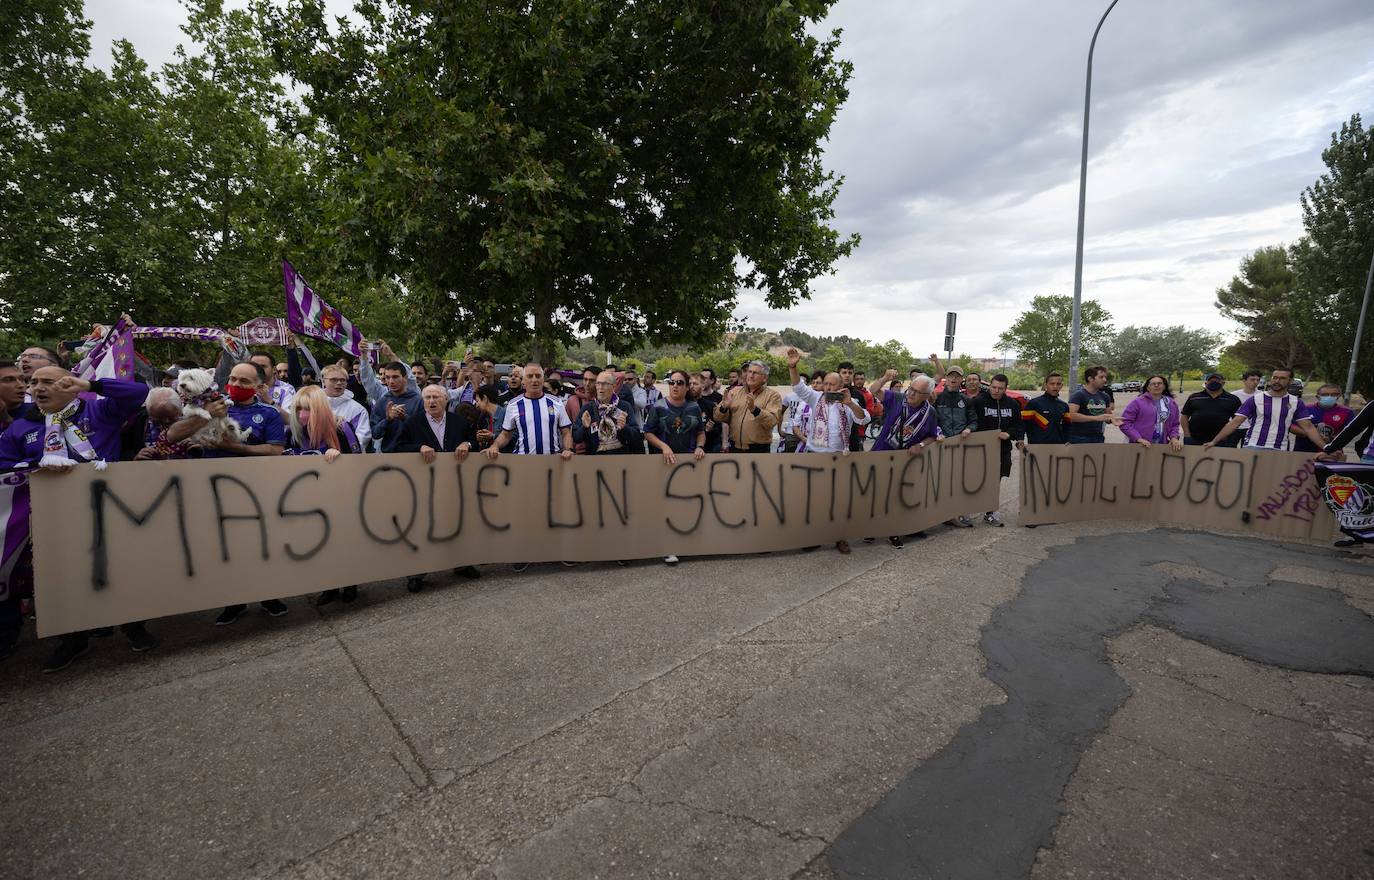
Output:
[{"xmin": 714, "ymin": 359, "xmax": 783, "ymax": 453}]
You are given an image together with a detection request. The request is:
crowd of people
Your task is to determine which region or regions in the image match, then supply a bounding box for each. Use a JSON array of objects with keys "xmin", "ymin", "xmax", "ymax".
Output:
[{"xmin": 0, "ymin": 331, "xmax": 1369, "ymax": 674}]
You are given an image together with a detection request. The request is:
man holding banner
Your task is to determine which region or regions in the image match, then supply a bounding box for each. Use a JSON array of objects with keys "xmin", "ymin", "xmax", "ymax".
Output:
[
  {"xmin": 0, "ymin": 367, "xmax": 154, "ymax": 670},
  {"xmin": 1203, "ymin": 367, "xmax": 1324, "ymax": 452}
]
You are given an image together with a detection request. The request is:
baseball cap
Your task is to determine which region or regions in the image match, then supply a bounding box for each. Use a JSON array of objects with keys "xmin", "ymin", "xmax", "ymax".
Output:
[
  {"xmin": 1204, "ymin": 371, "xmax": 1224, "ymax": 381},
  {"xmin": 946, "ymin": 365, "xmax": 965, "ymax": 376}
]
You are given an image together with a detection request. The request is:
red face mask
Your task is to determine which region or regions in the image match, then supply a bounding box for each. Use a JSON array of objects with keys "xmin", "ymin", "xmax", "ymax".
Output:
[{"xmin": 227, "ymin": 384, "xmax": 257, "ymax": 404}]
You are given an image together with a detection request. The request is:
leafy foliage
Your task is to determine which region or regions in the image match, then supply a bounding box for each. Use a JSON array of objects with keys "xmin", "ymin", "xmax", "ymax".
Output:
[
  {"xmin": 1214, "ymin": 245, "xmax": 1313, "ymax": 372},
  {"xmin": 1290, "ymin": 114, "xmax": 1374, "ymax": 393},
  {"xmin": 258, "ymin": 0, "xmax": 859, "ymax": 363},
  {"xmin": 995, "ymin": 295, "xmax": 1115, "ymax": 376},
  {"xmin": 0, "ymin": 0, "xmax": 314, "ymax": 340},
  {"xmin": 1101, "ymin": 325, "xmax": 1224, "ymax": 385}
]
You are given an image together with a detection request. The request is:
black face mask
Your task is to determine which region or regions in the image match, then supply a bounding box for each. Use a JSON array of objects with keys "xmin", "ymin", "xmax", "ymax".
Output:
[{"xmin": 1205, "ymin": 380, "xmax": 1223, "ymax": 392}]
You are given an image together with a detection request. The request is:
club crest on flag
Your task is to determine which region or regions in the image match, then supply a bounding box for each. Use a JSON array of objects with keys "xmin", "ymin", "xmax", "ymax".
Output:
[
  {"xmin": 1326, "ymin": 475, "xmax": 1358, "ymax": 508},
  {"xmin": 283, "ymin": 260, "xmax": 365, "ymax": 356}
]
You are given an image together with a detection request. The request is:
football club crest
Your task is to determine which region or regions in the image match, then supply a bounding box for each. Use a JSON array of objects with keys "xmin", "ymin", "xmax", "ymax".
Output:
[
  {"xmin": 1318, "ymin": 466, "xmax": 1374, "ymax": 538},
  {"xmin": 1326, "ymin": 475, "xmax": 1358, "ymax": 508}
]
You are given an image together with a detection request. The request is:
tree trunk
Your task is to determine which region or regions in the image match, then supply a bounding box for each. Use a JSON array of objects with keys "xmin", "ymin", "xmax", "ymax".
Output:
[{"xmin": 531, "ymin": 277, "xmax": 555, "ymax": 367}]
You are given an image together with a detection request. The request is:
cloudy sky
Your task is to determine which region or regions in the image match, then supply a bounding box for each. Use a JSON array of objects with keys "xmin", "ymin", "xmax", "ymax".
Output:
[{"xmin": 85, "ymin": 0, "xmax": 1374, "ymax": 357}]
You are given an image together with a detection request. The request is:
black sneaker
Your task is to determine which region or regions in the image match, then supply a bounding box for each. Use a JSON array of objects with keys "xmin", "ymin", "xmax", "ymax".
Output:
[
  {"xmin": 261, "ymin": 599, "xmax": 289, "ymax": 617},
  {"xmin": 406, "ymin": 576, "xmax": 424, "ymax": 593},
  {"xmin": 513, "ymin": 562, "xmax": 531, "ymax": 573},
  {"xmin": 123, "ymin": 623, "xmax": 158, "ymax": 653},
  {"xmin": 215, "ymin": 604, "xmax": 247, "ymax": 626},
  {"xmin": 340, "ymin": 586, "xmax": 358, "ymax": 602},
  {"xmin": 888, "ymin": 536, "xmax": 904, "ymax": 549},
  {"xmin": 316, "ymin": 589, "xmax": 339, "ymax": 607},
  {"xmin": 42, "ymin": 636, "xmax": 89, "ymax": 673},
  {"xmin": 453, "ymin": 566, "xmax": 481, "ymax": 579}
]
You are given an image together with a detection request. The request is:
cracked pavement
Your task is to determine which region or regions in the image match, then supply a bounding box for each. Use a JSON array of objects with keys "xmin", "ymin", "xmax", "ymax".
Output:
[{"xmin": 2, "ymin": 474, "xmax": 1372, "ymax": 879}]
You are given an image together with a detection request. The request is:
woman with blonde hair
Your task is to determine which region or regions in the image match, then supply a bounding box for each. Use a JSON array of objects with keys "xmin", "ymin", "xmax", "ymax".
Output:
[{"xmin": 285, "ymin": 385, "xmax": 361, "ymax": 604}]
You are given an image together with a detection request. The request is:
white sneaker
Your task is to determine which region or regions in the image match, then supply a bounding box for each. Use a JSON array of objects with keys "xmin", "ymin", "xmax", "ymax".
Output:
[
  {"xmin": 664, "ymin": 555, "xmax": 680, "ymax": 565},
  {"xmin": 983, "ymin": 511, "xmax": 1004, "ymax": 527}
]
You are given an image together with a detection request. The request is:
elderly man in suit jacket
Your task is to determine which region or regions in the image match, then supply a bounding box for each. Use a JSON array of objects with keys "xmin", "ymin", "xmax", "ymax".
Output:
[{"xmin": 396, "ymin": 384, "xmax": 482, "ymax": 590}]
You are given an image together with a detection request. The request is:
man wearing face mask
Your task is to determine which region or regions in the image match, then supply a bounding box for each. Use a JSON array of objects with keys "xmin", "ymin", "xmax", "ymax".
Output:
[
  {"xmin": 1293, "ymin": 384, "xmax": 1353, "ymax": 453},
  {"xmin": 1180, "ymin": 371, "xmax": 1242, "ymax": 447}
]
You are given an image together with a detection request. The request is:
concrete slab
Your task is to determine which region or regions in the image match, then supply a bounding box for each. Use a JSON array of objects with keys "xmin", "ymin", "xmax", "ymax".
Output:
[{"xmin": 0, "ymin": 636, "xmax": 421, "ymax": 880}]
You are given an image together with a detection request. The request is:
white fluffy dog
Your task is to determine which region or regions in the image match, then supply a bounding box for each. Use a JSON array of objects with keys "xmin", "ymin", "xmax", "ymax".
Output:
[{"xmin": 175, "ymin": 368, "xmax": 249, "ymax": 448}]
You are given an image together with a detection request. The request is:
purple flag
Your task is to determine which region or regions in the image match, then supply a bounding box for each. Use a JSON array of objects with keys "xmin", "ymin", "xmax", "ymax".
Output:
[
  {"xmin": 283, "ymin": 261, "xmax": 364, "ymax": 356},
  {"xmin": 0, "ymin": 470, "xmax": 30, "ymax": 602},
  {"xmin": 75, "ymin": 316, "xmax": 137, "ymax": 380}
]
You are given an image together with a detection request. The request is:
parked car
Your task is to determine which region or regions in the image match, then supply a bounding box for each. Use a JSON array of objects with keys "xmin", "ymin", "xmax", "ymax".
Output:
[
  {"xmin": 1110, "ymin": 382, "xmax": 1125, "ymax": 393},
  {"xmin": 1123, "ymin": 380, "xmax": 1143, "ymax": 392}
]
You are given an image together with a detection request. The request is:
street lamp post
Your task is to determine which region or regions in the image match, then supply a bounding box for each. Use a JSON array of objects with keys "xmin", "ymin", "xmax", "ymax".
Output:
[
  {"xmin": 1344, "ymin": 247, "xmax": 1374, "ymax": 405},
  {"xmin": 1068, "ymin": 0, "xmax": 1122, "ymax": 394}
]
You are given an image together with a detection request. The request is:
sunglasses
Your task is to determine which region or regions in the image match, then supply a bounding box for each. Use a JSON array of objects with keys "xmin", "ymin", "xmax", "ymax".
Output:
[{"xmin": 665, "ymin": 379, "xmax": 687, "ymax": 386}]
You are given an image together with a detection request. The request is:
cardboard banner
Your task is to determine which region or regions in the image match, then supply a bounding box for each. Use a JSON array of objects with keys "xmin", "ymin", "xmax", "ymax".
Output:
[
  {"xmin": 1019, "ymin": 444, "xmax": 1337, "ymax": 541},
  {"xmin": 30, "ymin": 435, "xmax": 1001, "ymax": 636}
]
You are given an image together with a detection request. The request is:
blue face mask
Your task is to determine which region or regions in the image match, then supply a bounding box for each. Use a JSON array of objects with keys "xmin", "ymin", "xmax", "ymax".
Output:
[
  {"xmin": 1318, "ymin": 395, "xmax": 1338, "ymax": 408},
  {"xmin": 1205, "ymin": 380, "xmax": 1223, "ymax": 392}
]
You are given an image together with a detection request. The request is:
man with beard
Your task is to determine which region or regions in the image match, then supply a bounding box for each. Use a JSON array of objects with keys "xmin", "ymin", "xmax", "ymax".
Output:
[
  {"xmin": 785, "ymin": 349, "xmax": 870, "ymax": 554},
  {"xmin": 1204, "ymin": 367, "xmax": 1323, "ymax": 452}
]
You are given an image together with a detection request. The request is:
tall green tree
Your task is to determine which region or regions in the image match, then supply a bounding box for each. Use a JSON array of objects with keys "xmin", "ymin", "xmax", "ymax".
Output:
[
  {"xmin": 1102, "ymin": 325, "xmax": 1223, "ymax": 389},
  {"xmin": 1291, "ymin": 114, "xmax": 1374, "ymax": 393},
  {"xmin": 259, "ymin": 0, "xmax": 859, "ymax": 363},
  {"xmin": 1214, "ymin": 245, "xmax": 1313, "ymax": 372},
  {"xmin": 995, "ymin": 294, "xmax": 1114, "ymax": 376},
  {"xmin": 0, "ymin": 0, "xmax": 322, "ymax": 341}
]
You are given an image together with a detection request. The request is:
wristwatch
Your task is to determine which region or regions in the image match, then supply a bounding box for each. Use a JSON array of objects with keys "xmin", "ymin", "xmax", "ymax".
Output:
[{"xmin": 751, "ymin": 407, "xmax": 761, "ymax": 417}]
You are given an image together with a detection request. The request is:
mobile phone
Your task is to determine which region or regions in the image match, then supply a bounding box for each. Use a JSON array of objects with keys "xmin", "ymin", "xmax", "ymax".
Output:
[{"xmin": 824, "ymin": 391, "xmax": 843, "ymax": 402}]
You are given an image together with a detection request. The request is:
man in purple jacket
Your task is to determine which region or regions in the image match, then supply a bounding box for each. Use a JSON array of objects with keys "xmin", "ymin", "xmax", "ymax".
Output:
[
  {"xmin": 0, "ymin": 367, "xmax": 154, "ymax": 671},
  {"xmin": 869, "ymin": 372, "xmax": 942, "ymax": 455},
  {"xmin": 867, "ymin": 371, "xmax": 942, "ymax": 547}
]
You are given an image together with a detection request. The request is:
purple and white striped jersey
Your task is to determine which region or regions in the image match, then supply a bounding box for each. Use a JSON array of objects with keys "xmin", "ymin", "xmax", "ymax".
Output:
[
  {"xmin": 1235, "ymin": 393, "xmax": 1312, "ymax": 451},
  {"xmin": 502, "ymin": 394, "xmax": 572, "ymax": 454}
]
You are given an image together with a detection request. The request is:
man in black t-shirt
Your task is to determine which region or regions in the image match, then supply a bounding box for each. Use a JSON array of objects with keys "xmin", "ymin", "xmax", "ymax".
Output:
[
  {"xmin": 1067, "ymin": 365, "xmax": 1115, "ymax": 443},
  {"xmin": 1181, "ymin": 371, "xmax": 1242, "ymax": 446}
]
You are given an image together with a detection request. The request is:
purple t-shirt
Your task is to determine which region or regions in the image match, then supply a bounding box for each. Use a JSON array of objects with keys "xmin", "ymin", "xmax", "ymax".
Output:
[
  {"xmin": 200, "ymin": 401, "xmax": 285, "ymax": 458},
  {"xmin": 1235, "ymin": 393, "xmax": 1311, "ymax": 451}
]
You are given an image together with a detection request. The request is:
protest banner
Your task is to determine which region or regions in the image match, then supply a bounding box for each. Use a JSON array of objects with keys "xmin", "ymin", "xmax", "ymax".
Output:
[
  {"xmin": 1019, "ymin": 444, "xmax": 1337, "ymax": 541},
  {"xmin": 30, "ymin": 434, "xmax": 1001, "ymax": 636}
]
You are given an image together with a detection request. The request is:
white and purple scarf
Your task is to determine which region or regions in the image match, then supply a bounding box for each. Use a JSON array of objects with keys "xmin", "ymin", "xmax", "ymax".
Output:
[{"xmin": 39, "ymin": 400, "xmax": 107, "ymax": 471}]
